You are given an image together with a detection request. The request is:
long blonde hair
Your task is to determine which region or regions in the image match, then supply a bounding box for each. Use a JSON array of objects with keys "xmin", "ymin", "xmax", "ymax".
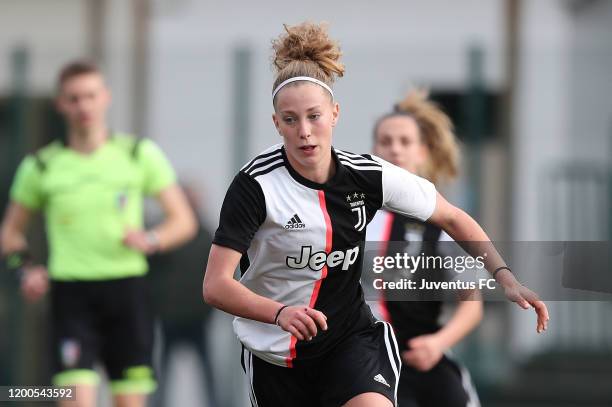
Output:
[{"xmin": 374, "ymin": 89, "xmax": 460, "ymax": 186}]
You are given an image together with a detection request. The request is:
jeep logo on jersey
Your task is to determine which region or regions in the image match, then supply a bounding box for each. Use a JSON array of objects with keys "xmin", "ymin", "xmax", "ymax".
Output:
[
  {"xmin": 286, "ymin": 245, "xmax": 360, "ymax": 271},
  {"xmin": 346, "ymin": 192, "xmax": 367, "ymax": 231}
]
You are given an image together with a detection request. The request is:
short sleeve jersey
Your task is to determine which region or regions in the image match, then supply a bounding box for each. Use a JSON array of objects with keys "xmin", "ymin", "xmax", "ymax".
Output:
[
  {"xmin": 213, "ymin": 144, "xmax": 436, "ymax": 367},
  {"xmin": 10, "ymin": 134, "xmax": 176, "ymax": 281}
]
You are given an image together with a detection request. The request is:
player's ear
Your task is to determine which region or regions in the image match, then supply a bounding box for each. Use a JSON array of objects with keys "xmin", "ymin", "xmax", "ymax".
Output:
[
  {"xmin": 98, "ymin": 74, "xmax": 112, "ymax": 107},
  {"xmin": 331, "ymin": 102, "xmax": 340, "ymax": 127},
  {"xmin": 418, "ymin": 142, "xmax": 429, "ymax": 163},
  {"xmin": 272, "ymin": 113, "xmax": 281, "ymax": 136}
]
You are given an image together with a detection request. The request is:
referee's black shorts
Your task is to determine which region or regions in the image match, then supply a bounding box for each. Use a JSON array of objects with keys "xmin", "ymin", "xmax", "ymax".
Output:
[
  {"xmin": 50, "ymin": 276, "xmax": 156, "ymax": 395},
  {"xmin": 241, "ymin": 320, "xmax": 401, "ymax": 407}
]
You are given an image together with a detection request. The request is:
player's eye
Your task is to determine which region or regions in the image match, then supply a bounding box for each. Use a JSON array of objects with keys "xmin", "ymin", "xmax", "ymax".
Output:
[
  {"xmin": 308, "ymin": 113, "xmax": 321, "ymax": 120},
  {"xmin": 283, "ymin": 116, "xmax": 296, "ymax": 124}
]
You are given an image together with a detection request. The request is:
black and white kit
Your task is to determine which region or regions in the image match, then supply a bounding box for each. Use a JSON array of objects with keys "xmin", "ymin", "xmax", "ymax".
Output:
[{"xmin": 213, "ymin": 144, "xmax": 437, "ymax": 405}]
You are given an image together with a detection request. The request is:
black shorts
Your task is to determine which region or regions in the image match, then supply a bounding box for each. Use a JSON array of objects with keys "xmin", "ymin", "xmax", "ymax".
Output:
[
  {"xmin": 397, "ymin": 355, "xmax": 480, "ymax": 407},
  {"xmin": 241, "ymin": 320, "xmax": 400, "ymax": 407},
  {"xmin": 50, "ymin": 276, "xmax": 156, "ymax": 394}
]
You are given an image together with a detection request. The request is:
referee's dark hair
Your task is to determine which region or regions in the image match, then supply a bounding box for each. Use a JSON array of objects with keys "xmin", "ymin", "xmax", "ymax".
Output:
[{"xmin": 56, "ymin": 60, "xmax": 101, "ymax": 92}]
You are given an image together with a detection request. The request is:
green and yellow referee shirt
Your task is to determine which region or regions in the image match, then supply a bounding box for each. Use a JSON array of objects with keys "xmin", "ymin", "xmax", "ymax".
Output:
[{"xmin": 9, "ymin": 133, "xmax": 176, "ymax": 281}]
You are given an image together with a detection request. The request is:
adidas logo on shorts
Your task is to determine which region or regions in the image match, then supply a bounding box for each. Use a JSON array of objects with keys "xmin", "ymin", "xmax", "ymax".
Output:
[
  {"xmin": 373, "ymin": 373, "xmax": 390, "ymax": 387},
  {"xmin": 285, "ymin": 213, "xmax": 305, "ymax": 229}
]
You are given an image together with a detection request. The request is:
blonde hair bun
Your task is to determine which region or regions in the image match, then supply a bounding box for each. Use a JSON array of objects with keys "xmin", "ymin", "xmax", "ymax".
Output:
[{"xmin": 272, "ymin": 22, "xmax": 344, "ymax": 93}]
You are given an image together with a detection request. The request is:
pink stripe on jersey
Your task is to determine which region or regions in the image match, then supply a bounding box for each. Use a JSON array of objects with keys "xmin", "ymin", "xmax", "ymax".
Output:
[
  {"xmin": 286, "ymin": 190, "xmax": 333, "ymax": 368},
  {"xmin": 378, "ymin": 211, "xmax": 394, "ymax": 323},
  {"xmin": 379, "ymin": 211, "xmax": 394, "ymax": 256}
]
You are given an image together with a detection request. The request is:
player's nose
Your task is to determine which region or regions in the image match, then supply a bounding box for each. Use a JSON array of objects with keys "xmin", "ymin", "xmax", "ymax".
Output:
[{"xmin": 297, "ymin": 119, "xmax": 311, "ymax": 139}]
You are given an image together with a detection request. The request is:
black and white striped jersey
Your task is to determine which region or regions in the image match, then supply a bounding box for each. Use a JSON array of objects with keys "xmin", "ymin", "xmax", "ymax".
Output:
[
  {"xmin": 367, "ymin": 211, "xmax": 450, "ymax": 350},
  {"xmin": 213, "ymin": 143, "xmax": 436, "ymax": 367}
]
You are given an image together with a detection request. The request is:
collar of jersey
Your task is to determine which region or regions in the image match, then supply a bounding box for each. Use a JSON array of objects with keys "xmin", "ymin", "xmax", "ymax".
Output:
[
  {"xmin": 56, "ymin": 130, "xmax": 116, "ymax": 147},
  {"xmin": 280, "ymin": 146, "xmax": 346, "ymax": 190},
  {"xmin": 56, "ymin": 131, "xmax": 117, "ymax": 156}
]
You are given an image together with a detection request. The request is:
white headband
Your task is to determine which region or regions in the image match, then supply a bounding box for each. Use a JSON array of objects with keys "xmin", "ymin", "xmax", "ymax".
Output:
[{"xmin": 272, "ymin": 76, "xmax": 334, "ymax": 101}]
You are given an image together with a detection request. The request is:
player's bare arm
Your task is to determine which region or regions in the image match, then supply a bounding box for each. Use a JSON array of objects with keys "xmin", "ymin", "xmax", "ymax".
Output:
[
  {"xmin": 428, "ymin": 192, "xmax": 550, "ymax": 333},
  {"xmin": 204, "ymin": 244, "xmax": 328, "ymax": 341}
]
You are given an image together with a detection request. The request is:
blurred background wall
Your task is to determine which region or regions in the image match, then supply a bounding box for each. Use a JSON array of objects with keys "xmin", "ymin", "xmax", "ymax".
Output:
[{"xmin": 1, "ymin": 1, "xmax": 611, "ymax": 406}]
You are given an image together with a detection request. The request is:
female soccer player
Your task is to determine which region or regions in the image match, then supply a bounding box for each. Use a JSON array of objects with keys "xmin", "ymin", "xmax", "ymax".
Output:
[
  {"xmin": 368, "ymin": 89, "xmax": 482, "ymax": 407},
  {"xmin": 204, "ymin": 22, "xmax": 548, "ymax": 407}
]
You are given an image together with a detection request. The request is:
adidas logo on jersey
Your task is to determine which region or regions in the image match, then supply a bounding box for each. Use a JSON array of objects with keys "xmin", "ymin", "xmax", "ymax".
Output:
[
  {"xmin": 285, "ymin": 214, "xmax": 306, "ymax": 229},
  {"xmin": 286, "ymin": 245, "xmax": 360, "ymax": 271},
  {"xmin": 373, "ymin": 373, "xmax": 390, "ymax": 387}
]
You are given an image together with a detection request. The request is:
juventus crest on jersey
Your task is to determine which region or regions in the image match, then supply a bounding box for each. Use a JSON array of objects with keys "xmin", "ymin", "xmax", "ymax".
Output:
[{"xmin": 213, "ymin": 143, "xmax": 436, "ymax": 367}]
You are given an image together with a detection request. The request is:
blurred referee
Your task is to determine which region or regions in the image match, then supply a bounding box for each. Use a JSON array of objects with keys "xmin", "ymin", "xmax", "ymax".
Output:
[{"xmin": 0, "ymin": 61, "xmax": 196, "ymax": 407}]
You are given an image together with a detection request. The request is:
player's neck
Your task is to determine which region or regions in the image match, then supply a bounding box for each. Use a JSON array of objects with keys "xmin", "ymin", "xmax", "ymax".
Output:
[
  {"xmin": 292, "ymin": 153, "xmax": 336, "ymax": 185},
  {"xmin": 67, "ymin": 125, "xmax": 109, "ymax": 154}
]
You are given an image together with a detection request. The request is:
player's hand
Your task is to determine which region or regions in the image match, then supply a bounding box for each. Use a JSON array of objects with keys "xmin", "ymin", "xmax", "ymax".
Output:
[
  {"xmin": 276, "ymin": 306, "xmax": 328, "ymax": 341},
  {"xmin": 122, "ymin": 229, "xmax": 158, "ymax": 254},
  {"xmin": 20, "ymin": 265, "xmax": 49, "ymax": 303},
  {"xmin": 402, "ymin": 334, "xmax": 444, "ymax": 372},
  {"xmin": 498, "ymin": 271, "xmax": 549, "ymax": 333}
]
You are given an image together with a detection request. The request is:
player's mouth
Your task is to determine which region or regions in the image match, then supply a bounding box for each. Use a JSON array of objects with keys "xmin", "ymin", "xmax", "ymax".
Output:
[
  {"xmin": 78, "ymin": 114, "xmax": 93, "ymax": 124},
  {"xmin": 299, "ymin": 145, "xmax": 317, "ymax": 154}
]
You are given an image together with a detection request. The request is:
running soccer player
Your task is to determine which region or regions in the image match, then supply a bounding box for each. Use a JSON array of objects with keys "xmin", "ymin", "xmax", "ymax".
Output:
[
  {"xmin": 0, "ymin": 61, "xmax": 197, "ymax": 407},
  {"xmin": 203, "ymin": 22, "xmax": 548, "ymax": 407},
  {"xmin": 368, "ymin": 89, "xmax": 481, "ymax": 407}
]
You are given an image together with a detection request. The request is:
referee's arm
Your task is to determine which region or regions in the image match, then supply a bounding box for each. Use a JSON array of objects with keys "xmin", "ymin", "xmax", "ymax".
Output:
[
  {"xmin": 1, "ymin": 202, "xmax": 33, "ymax": 256},
  {"xmin": 150, "ymin": 184, "xmax": 198, "ymax": 251},
  {"xmin": 1, "ymin": 202, "xmax": 48, "ymax": 303}
]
